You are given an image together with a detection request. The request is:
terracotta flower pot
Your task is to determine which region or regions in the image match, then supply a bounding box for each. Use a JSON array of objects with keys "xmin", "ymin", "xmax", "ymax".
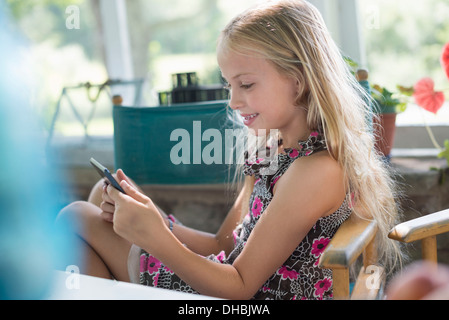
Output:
[{"xmin": 374, "ymin": 112, "xmax": 397, "ymax": 158}]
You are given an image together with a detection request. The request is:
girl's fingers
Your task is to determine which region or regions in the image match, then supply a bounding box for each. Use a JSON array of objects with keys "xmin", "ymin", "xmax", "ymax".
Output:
[
  {"xmin": 100, "ymin": 201, "xmax": 115, "ymax": 214},
  {"xmin": 116, "ymin": 169, "xmax": 133, "ymax": 186},
  {"xmin": 102, "ymin": 193, "xmax": 114, "ymax": 204},
  {"xmin": 107, "ymin": 182, "xmax": 131, "ymax": 203},
  {"xmin": 102, "ymin": 184, "xmax": 115, "ymax": 204},
  {"xmin": 119, "ymin": 180, "xmax": 149, "ymax": 204},
  {"xmin": 99, "ymin": 210, "xmax": 113, "ymax": 222}
]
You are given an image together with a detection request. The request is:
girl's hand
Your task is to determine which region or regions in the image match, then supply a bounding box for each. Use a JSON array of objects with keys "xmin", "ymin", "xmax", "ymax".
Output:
[
  {"xmin": 99, "ymin": 179, "xmax": 115, "ymax": 222},
  {"xmin": 107, "ymin": 178, "xmax": 169, "ymax": 250},
  {"xmin": 99, "ymin": 169, "xmax": 137, "ymax": 223}
]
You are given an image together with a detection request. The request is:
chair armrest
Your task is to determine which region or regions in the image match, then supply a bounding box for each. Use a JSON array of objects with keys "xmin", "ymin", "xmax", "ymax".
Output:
[
  {"xmin": 388, "ymin": 208, "xmax": 449, "ymax": 243},
  {"xmin": 319, "ymin": 217, "xmax": 378, "ymax": 269}
]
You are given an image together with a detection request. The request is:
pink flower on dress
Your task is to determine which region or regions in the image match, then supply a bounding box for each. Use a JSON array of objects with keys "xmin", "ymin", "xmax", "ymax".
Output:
[
  {"xmin": 216, "ymin": 250, "xmax": 226, "ymax": 263},
  {"xmin": 314, "ymin": 278, "xmax": 332, "ymax": 299},
  {"xmin": 153, "ymin": 272, "xmax": 159, "ymax": 287},
  {"xmin": 289, "ymin": 149, "xmax": 299, "ymax": 158},
  {"xmin": 270, "ymin": 176, "xmax": 280, "ymax": 188},
  {"xmin": 311, "ymin": 236, "xmax": 330, "ymax": 258},
  {"xmin": 310, "ymin": 131, "xmax": 319, "ymax": 137},
  {"xmin": 147, "ymin": 256, "xmax": 162, "ymax": 274},
  {"xmin": 278, "ymin": 265, "xmax": 299, "ymax": 280},
  {"xmin": 163, "ymin": 265, "xmax": 174, "ymax": 274},
  {"xmin": 251, "ymin": 196, "xmax": 263, "ymax": 218}
]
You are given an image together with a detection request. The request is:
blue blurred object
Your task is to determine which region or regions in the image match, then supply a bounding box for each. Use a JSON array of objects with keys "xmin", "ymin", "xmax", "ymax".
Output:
[{"xmin": 0, "ymin": 6, "xmax": 72, "ymax": 299}]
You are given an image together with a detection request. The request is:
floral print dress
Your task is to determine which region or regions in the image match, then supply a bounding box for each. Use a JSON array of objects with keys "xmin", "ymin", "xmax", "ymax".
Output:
[{"xmin": 138, "ymin": 132, "xmax": 352, "ymax": 299}]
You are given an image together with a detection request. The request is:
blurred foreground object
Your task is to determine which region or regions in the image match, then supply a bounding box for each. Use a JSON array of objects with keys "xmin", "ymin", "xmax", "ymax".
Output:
[{"xmin": 0, "ymin": 6, "xmax": 72, "ymax": 300}]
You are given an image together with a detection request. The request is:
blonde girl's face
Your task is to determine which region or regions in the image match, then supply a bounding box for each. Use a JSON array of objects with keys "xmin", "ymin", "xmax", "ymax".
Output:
[{"xmin": 218, "ymin": 49, "xmax": 308, "ymax": 141}]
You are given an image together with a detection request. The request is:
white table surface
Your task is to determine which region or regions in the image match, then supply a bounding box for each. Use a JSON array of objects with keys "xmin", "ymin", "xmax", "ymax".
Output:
[{"xmin": 45, "ymin": 270, "xmax": 218, "ymax": 300}]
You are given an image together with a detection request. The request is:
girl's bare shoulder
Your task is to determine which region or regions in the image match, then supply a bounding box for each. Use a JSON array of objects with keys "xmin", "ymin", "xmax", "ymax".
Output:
[
  {"xmin": 274, "ymin": 151, "xmax": 345, "ymax": 217},
  {"xmin": 277, "ymin": 150, "xmax": 343, "ymax": 187},
  {"xmin": 291, "ymin": 150, "xmax": 342, "ymax": 180}
]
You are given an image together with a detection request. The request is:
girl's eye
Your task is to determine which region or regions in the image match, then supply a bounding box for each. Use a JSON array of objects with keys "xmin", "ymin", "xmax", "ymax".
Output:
[
  {"xmin": 223, "ymin": 83, "xmax": 253, "ymax": 90},
  {"xmin": 240, "ymin": 83, "xmax": 253, "ymax": 89}
]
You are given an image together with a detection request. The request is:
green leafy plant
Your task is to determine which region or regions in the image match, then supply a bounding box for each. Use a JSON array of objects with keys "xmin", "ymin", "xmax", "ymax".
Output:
[{"xmin": 371, "ymin": 84, "xmax": 408, "ymax": 114}]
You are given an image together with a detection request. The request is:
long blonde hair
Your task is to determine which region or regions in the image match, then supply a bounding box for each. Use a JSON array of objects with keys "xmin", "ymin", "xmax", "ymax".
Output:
[{"xmin": 218, "ymin": 0, "xmax": 403, "ymax": 272}]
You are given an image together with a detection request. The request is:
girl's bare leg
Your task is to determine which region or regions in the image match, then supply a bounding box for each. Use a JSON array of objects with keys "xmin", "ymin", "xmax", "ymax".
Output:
[
  {"xmin": 87, "ymin": 178, "xmax": 107, "ymax": 207},
  {"xmin": 56, "ymin": 201, "xmax": 132, "ymax": 281},
  {"xmin": 56, "ymin": 176, "xmax": 169, "ymax": 281}
]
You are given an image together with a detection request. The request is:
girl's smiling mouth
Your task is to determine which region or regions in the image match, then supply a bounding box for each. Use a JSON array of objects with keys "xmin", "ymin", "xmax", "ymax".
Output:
[{"xmin": 241, "ymin": 113, "xmax": 259, "ymax": 126}]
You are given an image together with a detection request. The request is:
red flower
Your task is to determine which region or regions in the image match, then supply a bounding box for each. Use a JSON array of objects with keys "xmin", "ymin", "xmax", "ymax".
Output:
[
  {"xmin": 311, "ymin": 236, "xmax": 330, "ymax": 258},
  {"xmin": 314, "ymin": 278, "xmax": 332, "ymax": 299},
  {"xmin": 441, "ymin": 42, "xmax": 449, "ymax": 80},
  {"xmin": 413, "ymin": 77, "xmax": 445, "ymax": 114},
  {"xmin": 146, "ymin": 255, "xmax": 161, "ymax": 274},
  {"xmin": 277, "ymin": 265, "xmax": 299, "ymax": 280},
  {"xmin": 251, "ymin": 196, "xmax": 263, "ymax": 218}
]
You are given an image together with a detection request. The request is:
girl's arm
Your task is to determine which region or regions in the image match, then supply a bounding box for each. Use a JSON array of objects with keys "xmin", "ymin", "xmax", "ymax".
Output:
[
  {"xmin": 108, "ymin": 153, "xmax": 345, "ymax": 299},
  {"xmin": 105, "ymin": 170, "xmax": 251, "ymax": 257},
  {"xmin": 163, "ymin": 177, "xmax": 252, "ymax": 256}
]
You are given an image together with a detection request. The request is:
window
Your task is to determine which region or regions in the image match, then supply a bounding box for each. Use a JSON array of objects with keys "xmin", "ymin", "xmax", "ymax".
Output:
[
  {"xmin": 125, "ymin": 0, "xmax": 262, "ymax": 105},
  {"xmin": 8, "ymin": 0, "xmax": 448, "ymax": 144},
  {"xmin": 358, "ymin": 0, "xmax": 449, "ymax": 127},
  {"xmin": 5, "ymin": 0, "xmax": 265, "ymax": 140},
  {"xmin": 5, "ymin": 0, "xmax": 109, "ymax": 138}
]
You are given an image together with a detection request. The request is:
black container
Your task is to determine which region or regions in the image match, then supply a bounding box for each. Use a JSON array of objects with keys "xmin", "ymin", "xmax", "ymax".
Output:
[{"xmin": 158, "ymin": 72, "xmax": 228, "ymax": 105}]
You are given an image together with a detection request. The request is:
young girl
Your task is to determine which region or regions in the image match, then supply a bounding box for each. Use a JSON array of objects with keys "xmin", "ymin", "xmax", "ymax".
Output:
[{"xmin": 57, "ymin": 0, "xmax": 402, "ymax": 300}]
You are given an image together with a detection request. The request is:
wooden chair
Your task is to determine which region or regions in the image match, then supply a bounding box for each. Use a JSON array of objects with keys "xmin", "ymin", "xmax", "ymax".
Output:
[
  {"xmin": 318, "ymin": 217, "xmax": 385, "ymax": 300},
  {"xmin": 388, "ymin": 208, "xmax": 449, "ymax": 263}
]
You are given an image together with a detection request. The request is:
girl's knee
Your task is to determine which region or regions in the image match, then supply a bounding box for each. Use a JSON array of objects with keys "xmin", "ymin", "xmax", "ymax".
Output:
[
  {"xmin": 56, "ymin": 201, "xmax": 94, "ymax": 228},
  {"xmin": 58, "ymin": 200, "xmax": 87, "ymax": 216}
]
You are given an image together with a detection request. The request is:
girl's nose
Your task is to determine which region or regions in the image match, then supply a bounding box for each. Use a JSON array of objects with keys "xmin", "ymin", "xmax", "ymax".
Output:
[{"xmin": 228, "ymin": 90, "xmax": 244, "ymax": 111}]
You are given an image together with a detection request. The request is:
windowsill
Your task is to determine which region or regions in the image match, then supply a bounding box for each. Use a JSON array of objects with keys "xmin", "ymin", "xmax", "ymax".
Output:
[
  {"xmin": 391, "ymin": 148, "xmax": 440, "ymax": 158},
  {"xmin": 46, "ymin": 132, "xmax": 447, "ymax": 165},
  {"xmin": 47, "ymin": 135, "xmax": 115, "ymax": 168},
  {"xmin": 393, "ymin": 125, "xmax": 448, "ymax": 151}
]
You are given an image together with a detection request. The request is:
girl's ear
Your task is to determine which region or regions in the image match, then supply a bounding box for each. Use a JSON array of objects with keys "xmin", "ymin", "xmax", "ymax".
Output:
[{"xmin": 294, "ymin": 74, "xmax": 310, "ymax": 107}]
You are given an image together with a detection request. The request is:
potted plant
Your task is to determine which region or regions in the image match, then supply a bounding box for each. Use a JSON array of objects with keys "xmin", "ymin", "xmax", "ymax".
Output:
[
  {"xmin": 348, "ymin": 47, "xmax": 449, "ymax": 164},
  {"xmin": 370, "ymin": 84, "xmax": 408, "ymax": 159},
  {"xmin": 349, "ymin": 58, "xmax": 406, "ymax": 159}
]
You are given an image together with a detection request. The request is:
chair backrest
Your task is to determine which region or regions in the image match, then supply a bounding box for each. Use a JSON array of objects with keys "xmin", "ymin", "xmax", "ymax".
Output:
[
  {"xmin": 388, "ymin": 208, "xmax": 449, "ymax": 263},
  {"xmin": 113, "ymin": 100, "xmax": 240, "ymax": 185},
  {"xmin": 318, "ymin": 217, "xmax": 384, "ymax": 300}
]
